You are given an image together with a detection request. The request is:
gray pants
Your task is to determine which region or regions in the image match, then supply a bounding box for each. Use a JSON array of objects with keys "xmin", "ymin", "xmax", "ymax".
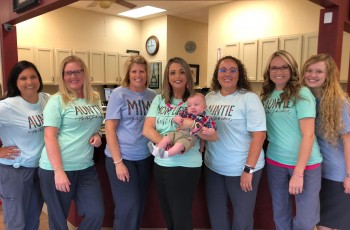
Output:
[
  {"xmin": 39, "ymin": 166, "xmax": 104, "ymax": 230},
  {"xmin": 267, "ymin": 163, "xmax": 321, "ymax": 230},
  {"xmin": 205, "ymin": 165, "xmax": 262, "ymax": 230},
  {"xmin": 0, "ymin": 164, "xmax": 43, "ymax": 230}
]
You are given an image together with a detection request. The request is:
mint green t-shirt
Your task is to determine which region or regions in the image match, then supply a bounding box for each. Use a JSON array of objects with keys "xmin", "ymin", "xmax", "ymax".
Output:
[
  {"xmin": 40, "ymin": 94, "xmax": 104, "ymax": 171},
  {"xmin": 263, "ymin": 86, "xmax": 322, "ymax": 165},
  {"xmin": 146, "ymin": 95, "xmax": 202, "ymax": 168}
]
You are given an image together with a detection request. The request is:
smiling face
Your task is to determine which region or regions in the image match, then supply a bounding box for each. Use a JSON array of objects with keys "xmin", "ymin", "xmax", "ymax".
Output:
[
  {"xmin": 17, "ymin": 67, "xmax": 40, "ymax": 101},
  {"xmin": 129, "ymin": 63, "xmax": 147, "ymax": 92},
  {"xmin": 217, "ymin": 59, "xmax": 239, "ymax": 94},
  {"xmin": 187, "ymin": 94, "xmax": 206, "ymax": 116},
  {"xmin": 168, "ymin": 62, "xmax": 187, "ymax": 91},
  {"xmin": 269, "ymin": 56, "xmax": 291, "ymax": 90},
  {"xmin": 63, "ymin": 62, "xmax": 85, "ymax": 97},
  {"xmin": 303, "ymin": 61, "xmax": 327, "ymax": 89}
]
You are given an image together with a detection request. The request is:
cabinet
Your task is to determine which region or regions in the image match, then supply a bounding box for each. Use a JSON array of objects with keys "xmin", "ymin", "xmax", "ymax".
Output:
[
  {"xmin": 18, "ymin": 46, "xmax": 35, "ymax": 63},
  {"xmin": 257, "ymin": 37, "xmax": 279, "ymax": 82},
  {"xmin": 224, "ymin": 43, "xmax": 239, "ymax": 57},
  {"xmin": 279, "ymin": 35, "xmax": 303, "ymax": 68},
  {"xmin": 73, "ymin": 50, "xmax": 89, "ymax": 68},
  {"xmin": 302, "ymin": 33, "xmax": 318, "ymax": 64},
  {"xmin": 239, "ymin": 40, "xmax": 258, "ymax": 81},
  {"xmin": 35, "ymin": 48, "xmax": 55, "ymax": 84},
  {"xmin": 89, "ymin": 51, "xmax": 105, "ymax": 84},
  {"xmin": 105, "ymin": 52, "xmax": 119, "ymax": 85},
  {"xmin": 118, "ymin": 53, "xmax": 131, "ymax": 84},
  {"xmin": 340, "ymin": 32, "xmax": 350, "ymax": 83},
  {"xmin": 55, "ymin": 49, "xmax": 72, "ymax": 83}
]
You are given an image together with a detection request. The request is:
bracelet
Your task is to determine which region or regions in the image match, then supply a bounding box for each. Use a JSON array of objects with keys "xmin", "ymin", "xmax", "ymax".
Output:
[
  {"xmin": 113, "ymin": 158, "xmax": 123, "ymax": 164},
  {"xmin": 293, "ymin": 172, "xmax": 304, "ymax": 178},
  {"xmin": 54, "ymin": 167, "xmax": 63, "ymax": 172},
  {"xmin": 245, "ymin": 164, "xmax": 255, "ymax": 169}
]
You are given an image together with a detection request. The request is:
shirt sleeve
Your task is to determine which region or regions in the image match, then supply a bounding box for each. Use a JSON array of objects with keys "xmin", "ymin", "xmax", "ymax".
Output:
[
  {"xmin": 245, "ymin": 92, "xmax": 266, "ymax": 132},
  {"xmin": 43, "ymin": 95, "xmax": 63, "ymax": 128},
  {"xmin": 105, "ymin": 87, "xmax": 123, "ymax": 120},
  {"xmin": 296, "ymin": 87, "xmax": 316, "ymax": 119},
  {"xmin": 146, "ymin": 95, "xmax": 161, "ymax": 117}
]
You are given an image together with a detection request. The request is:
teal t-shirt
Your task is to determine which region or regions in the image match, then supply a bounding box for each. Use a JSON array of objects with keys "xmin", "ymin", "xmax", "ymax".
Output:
[
  {"xmin": 40, "ymin": 94, "xmax": 104, "ymax": 171},
  {"xmin": 146, "ymin": 95, "xmax": 202, "ymax": 168},
  {"xmin": 204, "ymin": 90, "xmax": 266, "ymax": 176},
  {"xmin": 263, "ymin": 86, "xmax": 322, "ymax": 165}
]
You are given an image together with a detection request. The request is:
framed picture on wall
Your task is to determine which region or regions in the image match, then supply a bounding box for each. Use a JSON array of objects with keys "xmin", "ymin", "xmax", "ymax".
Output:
[
  {"xmin": 126, "ymin": 49, "xmax": 140, "ymax": 55},
  {"xmin": 149, "ymin": 62, "xmax": 162, "ymax": 89},
  {"xmin": 189, "ymin": 64, "xmax": 199, "ymax": 86}
]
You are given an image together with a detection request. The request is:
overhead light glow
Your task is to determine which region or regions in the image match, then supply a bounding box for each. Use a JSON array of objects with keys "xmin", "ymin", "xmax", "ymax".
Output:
[{"xmin": 118, "ymin": 6, "xmax": 166, "ymax": 18}]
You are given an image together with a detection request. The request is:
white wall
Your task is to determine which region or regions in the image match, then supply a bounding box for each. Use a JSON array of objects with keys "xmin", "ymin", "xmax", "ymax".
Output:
[{"xmin": 207, "ymin": 0, "xmax": 322, "ymax": 86}]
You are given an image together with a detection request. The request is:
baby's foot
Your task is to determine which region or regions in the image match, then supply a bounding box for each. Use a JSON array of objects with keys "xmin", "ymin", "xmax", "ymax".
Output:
[
  {"xmin": 147, "ymin": 142, "xmax": 155, "ymax": 153},
  {"xmin": 152, "ymin": 146, "xmax": 160, "ymax": 157},
  {"xmin": 158, "ymin": 148, "xmax": 169, "ymax": 158}
]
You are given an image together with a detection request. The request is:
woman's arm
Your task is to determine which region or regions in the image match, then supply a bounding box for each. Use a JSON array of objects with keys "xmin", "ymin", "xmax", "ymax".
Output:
[
  {"xmin": 143, "ymin": 117, "xmax": 163, "ymax": 144},
  {"xmin": 342, "ymin": 133, "xmax": 350, "ymax": 193},
  {"xmin": 240, "ymin": 131, "xmax": 266, "ymax": 192},
  {"xmin": 289, "ymin": 117, "xmax": 315, "ymax": 195},
  {"xmin": 105, "ymin": 119, "xmax": 130, "ymax": 182},
  {"xmin": 44, "ymin": 126, "xmax": 71, "ymax": 192}
]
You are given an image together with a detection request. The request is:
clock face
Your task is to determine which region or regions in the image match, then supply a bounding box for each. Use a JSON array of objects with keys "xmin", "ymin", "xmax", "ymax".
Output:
[{"xmin": 146, "ymin": 36, "xmax": 159, "ymax": 55}]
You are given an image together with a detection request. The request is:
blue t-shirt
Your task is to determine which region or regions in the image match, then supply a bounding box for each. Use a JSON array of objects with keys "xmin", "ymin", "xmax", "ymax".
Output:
[
  {"xmin": 316, "ymin": 100, "xmax": 350, "ymax": 182},
  {"xmin": 146, "ymin": 95, "xmax": 202, "ymax": 168},
  {"xmin": 40, "ymin": 94, "xmax": 103, "ymax": 171},
  {"xmin": 205, "ymin": 90, "xmax": 266, "ymax": 176},
  {"xmin": 0, "ymin": 93, "xmax": 49, "ymax": 168},
  {"xmin": 264, "ymin": 86, "xmax": 322, "ymax": 165},
  {"xmin": 104, "ymin": 87, "xmax": 156, "ymax": 161}
]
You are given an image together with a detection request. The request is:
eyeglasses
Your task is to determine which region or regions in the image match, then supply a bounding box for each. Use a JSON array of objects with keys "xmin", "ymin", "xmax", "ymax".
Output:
[
  {"xmin": 218, "ymin": 68, "xmax": 238, "ymax": 74},
  {"xmin": 269, "ymin": 66, "xmax": 289, "ymax": 73},
  {"xmin": 63, "ymin": 69, "xmax": 84, "ymax": 77}
]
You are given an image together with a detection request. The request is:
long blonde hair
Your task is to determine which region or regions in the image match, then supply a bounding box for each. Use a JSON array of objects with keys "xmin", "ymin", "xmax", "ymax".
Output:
[
  {"xmin": 121, "ymin": 55, "xmax": 149, "ymax": 87},
  {"xmin": 161, "ymin": 57, "xmax": 194, "ymax": 104},
  {"xmin": 261, "ymin": 50, "xmax": 301, "ymax": 104},
  {"xmin": 58, "ymin": 55, "xmax": 100, "ymax": 105},
  {"xmin": 301, "ymin": 53, "xmax": 349, "ymax": 145}
]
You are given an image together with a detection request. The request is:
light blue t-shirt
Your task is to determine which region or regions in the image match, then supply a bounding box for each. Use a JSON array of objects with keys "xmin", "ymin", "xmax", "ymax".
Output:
[
  {"xmin": 204, "ymin": 90, "xmax": 266, "ymax": 176},
  {"xmin": 40, "ymin": 94, "xmax": 103, "ymax": 171},
  {"xmin": 0, "ymin": 93, "xmax": 49, "ymax": 168},
  {"xmin": 146, "ymin": 95, "xmax": 202, "ymax": 168},
  {"xmin": 104, "ymin": 87, "xmax": 156, "ymax": 161},
  {"xmin": 264, "ymin": 86, "xmax": 322, "ymax": 165},
  {"xmin": 316, "ymin": 100, "xmax": 350, "ymax": 182}
]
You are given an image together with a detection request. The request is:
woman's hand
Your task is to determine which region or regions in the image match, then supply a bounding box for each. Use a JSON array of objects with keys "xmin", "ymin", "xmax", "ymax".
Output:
[
  {"xmin": 89, "ymin": 133, "xmax": 102, "ymax": 147},
  {"xmin": 240, "ymin": 172, "xmax": 253, "ymax": 192},
  {"xmin": 0, "ymin": 146, "xmax": 20, "ymax": 159},
  {"xmin": 54, "ymin": 169, "xmax": 71, "ymax": 192},
  {"xmin": 289, "ymin": 174, "xmax": 304, "ymax": 195},
  {"xmin": 115, "ymin": 162, "xmax": 130, "ymax": 182},
  {"xmin": 344, "ymin": 177, "xmax": 350, "ymax": 194}
]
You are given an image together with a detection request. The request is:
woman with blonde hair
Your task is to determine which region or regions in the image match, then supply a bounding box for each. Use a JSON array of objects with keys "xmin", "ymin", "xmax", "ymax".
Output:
[
  {"xmin": 301, "ymin": 53, "xmax": 350, "ymax": 230},
  {"xmin": 261, "ymin": 50, "xmax": 322, "ymax": 230},
  {"xmin": 104, "ymin": 55, "xmax": 156, "ymax": 229},
  {"xmin": 39, "ymin": 55, "xmax": 105, "ymax": 229}
]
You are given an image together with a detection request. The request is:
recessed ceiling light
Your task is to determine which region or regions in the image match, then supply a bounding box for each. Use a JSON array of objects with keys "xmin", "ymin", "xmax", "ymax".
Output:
[{"xmin": 118, "ymin": 6, "xmax": 166, "ymax": 18}]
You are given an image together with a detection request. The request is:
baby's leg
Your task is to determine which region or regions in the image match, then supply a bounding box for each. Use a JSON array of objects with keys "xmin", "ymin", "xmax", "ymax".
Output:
[
  {"xmin": 163, "ymin": 142, "xmax": 185, "ymax": 158},
  {"xmin": 157, "ymin": 135, "xmax": 171, "ymax": 150}
]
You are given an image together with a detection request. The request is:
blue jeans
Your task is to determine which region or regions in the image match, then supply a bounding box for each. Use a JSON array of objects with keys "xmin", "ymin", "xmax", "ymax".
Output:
[
  {"xmin": 105, "ymin": 156, "xmax": 153, "ymax": 230},
  {"xmin": 205, "ymin": 165, "xmax": 262, "ymax": 230},
  {"xmin": 267, "ymin": 163, "xmax": 321, "ymax": 230},
  {"xmin": 0, "ymin": 164, "xmax": 43, "ymax": 230},
  {"xmin": 39, "ymin": 166, "xmax": 104, "ymax": 230}
]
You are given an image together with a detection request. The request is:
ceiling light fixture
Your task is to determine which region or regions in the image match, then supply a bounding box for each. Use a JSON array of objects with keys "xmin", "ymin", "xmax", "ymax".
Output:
[{"xmin": 118, "ymin": 6, "xmax": 166, "ymax": 18}]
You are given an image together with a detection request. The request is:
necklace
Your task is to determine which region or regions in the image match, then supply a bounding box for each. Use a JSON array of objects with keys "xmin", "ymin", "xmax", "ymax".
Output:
[{"xmin": 166, "ymin": 101, "xmax": 183, "ymax": 109}]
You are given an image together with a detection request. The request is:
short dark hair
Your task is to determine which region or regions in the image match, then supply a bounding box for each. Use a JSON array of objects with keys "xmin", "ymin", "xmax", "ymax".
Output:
[{"xmin": 5, "ymin": 61, "xmax": 43, "ymax": 98}]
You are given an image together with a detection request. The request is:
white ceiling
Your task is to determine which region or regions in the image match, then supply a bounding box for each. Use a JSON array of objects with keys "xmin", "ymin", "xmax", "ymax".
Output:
[{"xmin": 68, "ymin": 0, "xmax": 231, "ymax": 24}]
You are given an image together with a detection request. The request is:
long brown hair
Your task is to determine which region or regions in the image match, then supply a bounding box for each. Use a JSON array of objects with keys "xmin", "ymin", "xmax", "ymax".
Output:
[
  {"xmin": 260, "ymin": 50, "xmax": 301, "ymax": 104},
  {"xmin": 300, "ymin": 53, "xmax": 349, "ymax": 145},
  {"xmin": 161, "ymin": 57, "xmax": 194, "ymax": 104}
]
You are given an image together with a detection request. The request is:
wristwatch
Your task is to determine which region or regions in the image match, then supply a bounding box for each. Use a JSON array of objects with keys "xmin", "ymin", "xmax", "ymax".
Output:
[{"xmin": 243, "ymin": 164, "xmax": 255, "ymax": 174}]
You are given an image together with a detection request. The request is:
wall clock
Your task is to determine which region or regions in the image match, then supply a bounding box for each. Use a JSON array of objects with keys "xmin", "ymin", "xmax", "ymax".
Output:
[{"xmin": 145, "ymin": 35, "xmax": 159, "ymax": 56}]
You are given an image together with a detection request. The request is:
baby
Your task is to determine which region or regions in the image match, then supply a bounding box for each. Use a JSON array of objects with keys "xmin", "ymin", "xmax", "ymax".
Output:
[{"xmin": 149, "ymin": 93, "xmax": 216, "ymax": 158}]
